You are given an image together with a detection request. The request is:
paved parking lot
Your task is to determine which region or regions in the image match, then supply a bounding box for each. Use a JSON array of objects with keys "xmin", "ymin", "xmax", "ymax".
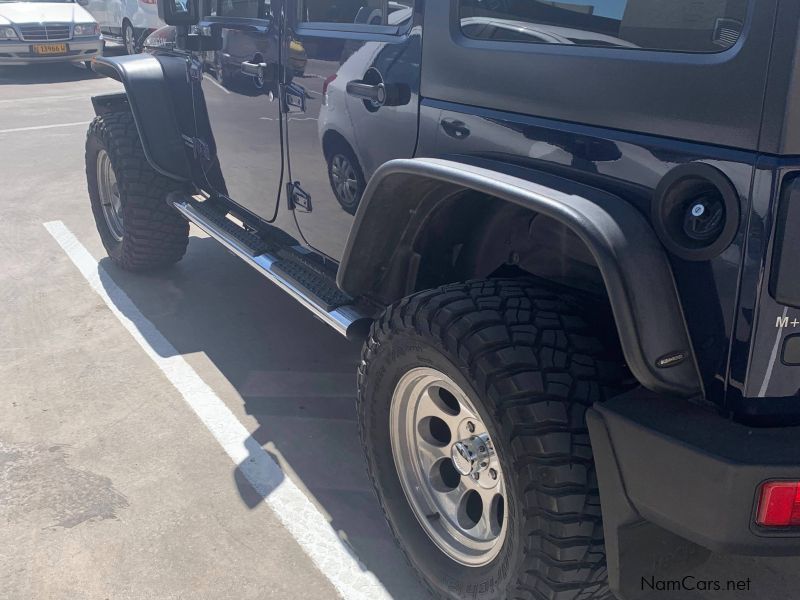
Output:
[{"xmin": 2, "ymin": 61, "xmax": 800, "ymax": 600}]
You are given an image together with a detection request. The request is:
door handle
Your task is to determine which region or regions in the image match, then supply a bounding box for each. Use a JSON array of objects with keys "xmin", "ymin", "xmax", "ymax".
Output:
[
  {"xmin": 241, "ymin": 60, "xmax": 266, "ymax": 76},
  {"xmin": 346, "ymin": 81, "xmax": 387, "ymax": 105},
  {"xmin": 441, "ymin": 118, "xmax": 470, "ymax": 140}
]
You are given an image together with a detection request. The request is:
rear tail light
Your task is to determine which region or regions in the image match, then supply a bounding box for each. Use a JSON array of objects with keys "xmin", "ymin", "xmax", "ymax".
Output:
[
  {"xmin": 756, "ymin": 481, "xmax": 800, "ymax": 527},
  {"xmin": 322, "ymin": 74, "xmax": 337, "ymax": 101}
]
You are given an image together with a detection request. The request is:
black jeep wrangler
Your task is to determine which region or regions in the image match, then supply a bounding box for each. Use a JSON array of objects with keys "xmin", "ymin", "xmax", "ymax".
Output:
[{"xmin": 84, "ymin": 1, "xmax": 800, "ymax": 598}]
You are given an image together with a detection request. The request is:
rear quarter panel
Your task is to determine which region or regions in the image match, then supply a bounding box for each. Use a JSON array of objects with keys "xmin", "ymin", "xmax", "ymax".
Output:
[{"xmin": 417, "ymin": 1, "xmax": 777, "ymax": 409}]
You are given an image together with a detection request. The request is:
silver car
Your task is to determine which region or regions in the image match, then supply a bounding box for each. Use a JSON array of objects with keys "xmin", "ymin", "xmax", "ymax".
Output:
[{"xmin": 0, "ymin": 0, "xmax": 103, "ymax": 65}]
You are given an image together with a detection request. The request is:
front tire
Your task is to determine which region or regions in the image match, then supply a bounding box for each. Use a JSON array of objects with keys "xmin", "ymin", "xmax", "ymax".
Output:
[
  {"xmin": 358, "ymin": 279, "xmax": 622, "ymax": 600},
  {"xmin": 86, "ymin": 111, "xmax": 189, "ymax": 271},
  {"xmin": 214, "ymin": 52, "xmax": 234, "ymax": 88},
  {"xmin": 122, "ymin": 21, "xmax": 137, "ymax": 55}
]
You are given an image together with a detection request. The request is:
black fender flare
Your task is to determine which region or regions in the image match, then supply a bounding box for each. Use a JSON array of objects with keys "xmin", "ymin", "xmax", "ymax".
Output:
[
  {"xmin": 338, "ymin": 158, "xmax": 704, "ymax": 399},
  {"xmin": 91, "ymin": 54, "xmax": 193, "ymax": 182}
]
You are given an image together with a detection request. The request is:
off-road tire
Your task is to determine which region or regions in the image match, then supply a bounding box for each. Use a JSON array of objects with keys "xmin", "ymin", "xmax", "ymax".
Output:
[
  {"xmin": 358, "ymin": 279, "xmax": 624, "ymax": 600},
  {"xmin": 86, "ymin": 111, "xmax": 189, "ymax": 271}
]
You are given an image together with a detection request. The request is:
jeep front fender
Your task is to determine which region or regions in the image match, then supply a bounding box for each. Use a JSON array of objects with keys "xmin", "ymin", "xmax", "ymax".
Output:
[
  {"xmin": 338, "ymin": 158, "xmax": 704, "ymax": 400},
  {"xmin": 92, "ymin": 54, "xmax": 192, "ymax": 182}
]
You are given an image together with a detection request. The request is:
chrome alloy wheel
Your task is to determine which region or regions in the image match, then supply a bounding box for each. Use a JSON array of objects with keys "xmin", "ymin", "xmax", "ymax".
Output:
[
  {"xmin": 330, "ymin": 154, "xmax": 359, "ymax": 207},
  {"xmin": 96, "ymin": 149, "xmax": 124, "ymax": 242},
  {"xmin": 390, "ymin": 367, "xmax": 508, "ymax": 567}
]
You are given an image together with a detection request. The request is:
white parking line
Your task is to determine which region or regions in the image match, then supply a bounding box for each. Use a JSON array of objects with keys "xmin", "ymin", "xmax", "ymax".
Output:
[
  {"xmin": 43, "ymin": 221, "xmax": 392, "ymax": 600},
  {"xmin": 206, "ymin": 76, "xmax": 231, "ymax": 94},
  {"xmin": 0, "ymin": 93, "xmax": 100, "ymax": 105},
  {"xmin": 0, "ymin": 122, "xmax": 88, "ymax": 135}
]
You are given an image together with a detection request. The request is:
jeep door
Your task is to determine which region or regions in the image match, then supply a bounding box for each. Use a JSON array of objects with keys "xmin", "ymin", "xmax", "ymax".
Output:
[
  {"xmin": 196, "ymin": 0, "xmax": 294, "ymax": 233},
  {"xmin": 285, "ymin": 1, "xmax": 420, "ymax": 260}
]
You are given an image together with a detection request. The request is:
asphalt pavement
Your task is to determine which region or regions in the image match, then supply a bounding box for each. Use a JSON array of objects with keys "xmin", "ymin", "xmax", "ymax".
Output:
[{"xmin": 1, "ymin": 59, "xmax": 799, "ymax": 600}]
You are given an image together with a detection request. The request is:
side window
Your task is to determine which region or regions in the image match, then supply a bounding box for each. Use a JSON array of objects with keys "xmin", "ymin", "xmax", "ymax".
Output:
[
  {"xmin": 299, "ymin": 1, "xmax": 413, "ymax": 26},
  {"xmin": 459, "ymin": 0, "xmax": 748, "ymax": 53}
]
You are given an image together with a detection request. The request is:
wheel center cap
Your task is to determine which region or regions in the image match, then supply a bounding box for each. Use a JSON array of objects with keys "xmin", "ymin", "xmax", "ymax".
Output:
[
  {"xmin": 450, "ymin": 433, "xmax": 492, "ymax": 477},
  {"xmin": 451, "ymin": 442, "xmax": 475, "ymax": 476}
]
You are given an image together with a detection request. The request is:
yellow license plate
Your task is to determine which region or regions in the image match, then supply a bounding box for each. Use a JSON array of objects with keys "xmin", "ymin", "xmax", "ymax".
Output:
[{"xmin": 32, "ymin": 43, "xmax": 67, "ymax": 55}]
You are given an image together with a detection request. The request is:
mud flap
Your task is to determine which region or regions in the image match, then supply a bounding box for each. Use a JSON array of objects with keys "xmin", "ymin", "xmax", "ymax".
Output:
[{"xmin": 586, "ymin": 407, "xmax": 710, "ymax": 600}]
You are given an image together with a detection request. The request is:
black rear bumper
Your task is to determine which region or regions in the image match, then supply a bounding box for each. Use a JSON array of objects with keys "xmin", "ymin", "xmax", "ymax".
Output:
[{"xmin": 587, "ymin": 390, "xmax": 800, "ymax": 599}]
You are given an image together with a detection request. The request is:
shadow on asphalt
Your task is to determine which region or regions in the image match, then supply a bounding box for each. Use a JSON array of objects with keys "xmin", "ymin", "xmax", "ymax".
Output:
[
  {"xmin": 0, "ymin": 62, "xmax": 102, "ymax": 84},
  {"xmin": 89, "ymin": 230, "xmax": 800, "ymax": 599},
  {"xmin": 97, "ymin": 235, "xmax": 430, "ymax": 600}
]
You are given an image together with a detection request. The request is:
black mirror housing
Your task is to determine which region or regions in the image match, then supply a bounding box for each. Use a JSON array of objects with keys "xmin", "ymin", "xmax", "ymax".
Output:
[{"xmin": 158, "ymin": 0, "xmax": 199, "ymax": 26}]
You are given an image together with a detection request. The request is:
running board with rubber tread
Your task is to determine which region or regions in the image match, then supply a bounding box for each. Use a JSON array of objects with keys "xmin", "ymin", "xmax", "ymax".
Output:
[{"xmin": 169, "ymin": 194, "xmax": 373, "ymax": 338}]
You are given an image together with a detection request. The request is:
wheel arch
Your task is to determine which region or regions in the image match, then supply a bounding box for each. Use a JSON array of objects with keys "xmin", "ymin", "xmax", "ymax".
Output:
[
  {"xmin": 91, "ymin": 54, "xmax": 195, "ymax": 182},
  {"xmin": 338, "ymin": 157, "xmax": 704, "ymax": 400},
  {"xmin": 321, "ymin": 128, "xmax": 356, "ymax": 163}
]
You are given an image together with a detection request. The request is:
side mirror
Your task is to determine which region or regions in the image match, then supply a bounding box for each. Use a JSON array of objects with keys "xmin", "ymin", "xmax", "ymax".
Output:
[{"xmin": 158, "ymin": 0, "xmax": 198, "ymax": 26}]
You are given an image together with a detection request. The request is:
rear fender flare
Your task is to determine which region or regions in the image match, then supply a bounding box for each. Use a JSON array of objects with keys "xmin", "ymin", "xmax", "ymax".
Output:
[{"xmin": 338, "ymin": 158, "xmax": 704, "ymax": 399}]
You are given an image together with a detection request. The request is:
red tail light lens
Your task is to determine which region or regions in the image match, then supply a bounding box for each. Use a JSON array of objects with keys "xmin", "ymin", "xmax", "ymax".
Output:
[
  {"xmin": 756, "ymin": 481, "xmax": 800, "ymax": 527},
  {"xmin": 322, "ymin": 74, "xmax": 337, "ymax": 98}
]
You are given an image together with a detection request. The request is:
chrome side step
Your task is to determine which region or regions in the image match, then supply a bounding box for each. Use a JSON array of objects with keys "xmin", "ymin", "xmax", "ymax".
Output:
[{"xmin": 171, "ymin": 197, "xmax": 373, "ymax": 339}]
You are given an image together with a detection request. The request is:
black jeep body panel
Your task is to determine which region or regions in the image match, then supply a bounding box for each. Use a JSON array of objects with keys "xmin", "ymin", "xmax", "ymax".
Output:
[{"xmin": 423, "ymin": 1, "xmax": 775, "ymax": 152}]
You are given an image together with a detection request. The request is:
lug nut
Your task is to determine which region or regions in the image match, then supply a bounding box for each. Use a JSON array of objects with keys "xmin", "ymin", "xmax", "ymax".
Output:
[{"xmin": 471, "ymin": 472, "xmax": 480, "ymax": 481}]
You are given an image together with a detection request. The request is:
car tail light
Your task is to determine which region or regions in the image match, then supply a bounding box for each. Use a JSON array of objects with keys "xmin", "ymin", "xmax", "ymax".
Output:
[
  {"xmin": 322, "ymin": 74, "xmax": 337, "ymax": 99},
  {"xmin": 756, "ymin": 481, "xmax": 800, "ymax": 527}
]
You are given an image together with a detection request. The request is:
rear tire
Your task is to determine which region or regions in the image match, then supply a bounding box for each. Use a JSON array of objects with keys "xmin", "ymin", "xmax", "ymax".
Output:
[
  {"xmin": 86, "ymin": 111, "xmax": 189, "ymax": 271},
  {"xmin": 358, "ymin": 279, "xmax": 623, "ymax": 600}
]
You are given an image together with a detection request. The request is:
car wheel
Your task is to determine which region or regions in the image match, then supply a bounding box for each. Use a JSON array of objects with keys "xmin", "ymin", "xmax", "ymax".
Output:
[
  {"xmin": 86, "ymin": 111, "xmax": 189, "ymax": 271},
  {"xmin": 358, "ymin": 279, "xmax": 624, "ymax": 600},
  {"xmin": 253, "ymin": 65, "xmax": 265, "ymax": 90},
  {"xmin": 327, "ymin": 144, "xmax": 364, "ymax": 215},
  {"xmin": 215, "ymin": 52, "xmax": 233, "ymax": 87},
  {"xmin": 122, "ymin": 21, "xmax": 136, "ymax": 55}
]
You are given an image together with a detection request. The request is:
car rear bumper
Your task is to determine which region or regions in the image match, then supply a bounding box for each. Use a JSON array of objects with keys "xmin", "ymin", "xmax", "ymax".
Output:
[
  {"xmin": 587, "ymin": 389, "xmax": 800, "ymax": 598},
  {"xmin": 0, "ymin": 38, "xmax": 103, "ymax": 65}
]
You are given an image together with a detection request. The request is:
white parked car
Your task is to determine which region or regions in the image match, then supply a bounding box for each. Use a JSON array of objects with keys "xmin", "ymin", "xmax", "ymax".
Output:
[
  {"xmin": 0, "ymin": 0, "xmax": 103, "ymax": 66},
  {"xmin": 82, "ymin": 0, "xmax": 165, "ymax": 54}
]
